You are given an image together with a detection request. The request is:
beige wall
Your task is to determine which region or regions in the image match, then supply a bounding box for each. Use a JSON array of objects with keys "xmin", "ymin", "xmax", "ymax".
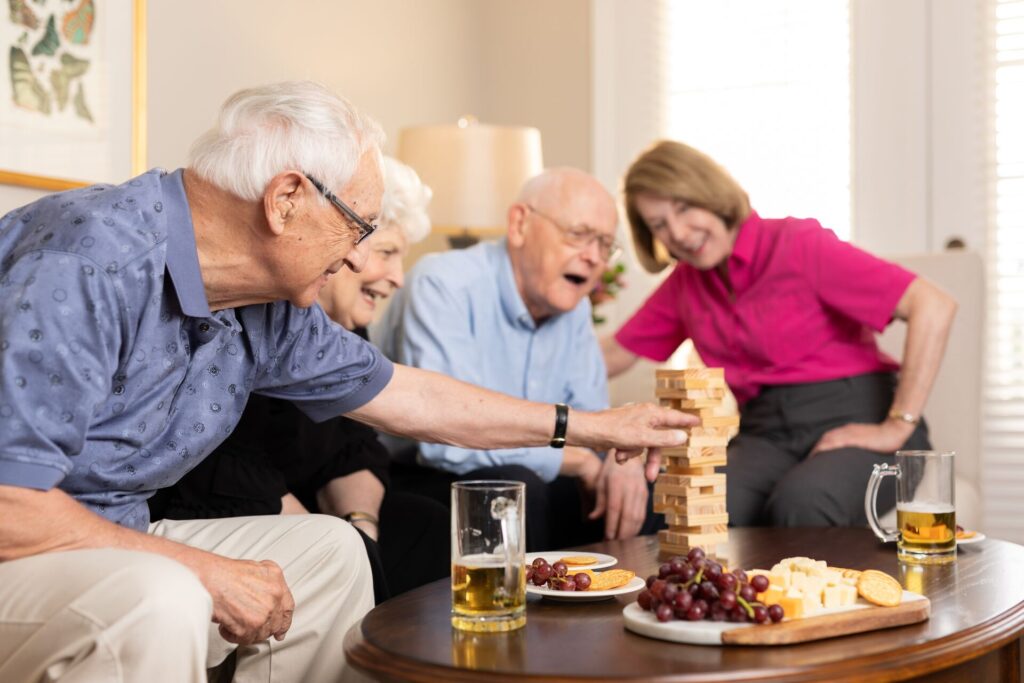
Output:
[{"xmin": 1, "ymin": 0, "xmax": 593, "ymax": 227}]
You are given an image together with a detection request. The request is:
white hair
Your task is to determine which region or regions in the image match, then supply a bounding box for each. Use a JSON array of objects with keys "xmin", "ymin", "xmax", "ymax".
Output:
[
  {"xmin": 187, "ymin": 81, "xmax": 385, "ymax": 201},
  {"xmin": 379, "ymin": 156, "xmax": 432, "ymax": 244}
]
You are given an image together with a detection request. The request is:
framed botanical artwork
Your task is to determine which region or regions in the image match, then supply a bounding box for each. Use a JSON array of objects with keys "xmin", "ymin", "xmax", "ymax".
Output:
[{"xmin": 0, "ymin": 0, "xmax": 146, "ymax": 191}]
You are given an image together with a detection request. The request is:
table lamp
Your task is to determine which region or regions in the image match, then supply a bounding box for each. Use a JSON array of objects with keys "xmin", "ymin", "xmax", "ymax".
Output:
[{"xmin": 397, "ymin": 117, "xmax": 543, "ymax": 248}]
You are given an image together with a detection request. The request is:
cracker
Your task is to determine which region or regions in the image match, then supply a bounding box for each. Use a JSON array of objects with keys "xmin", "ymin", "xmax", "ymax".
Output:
[
  {"xmin": 857, "ymin": 569, "xmax": 902, "ymax": 607},
  {"xmin": 588, "ymin": 569, "xmax": 635, "ymax": 591},
  {"xmin": 832, "ymin": 567, "xmax": 863, "ymax": 580},
  {"xmin": 560, "ymin": 555, "xmax": 598, "ymax": 566}
]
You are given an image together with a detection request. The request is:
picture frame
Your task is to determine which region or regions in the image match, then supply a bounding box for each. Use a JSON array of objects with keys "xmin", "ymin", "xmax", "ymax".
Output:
[{"xmin": 0, "ymin": 0, "xmax": 146, "ymax": 191}]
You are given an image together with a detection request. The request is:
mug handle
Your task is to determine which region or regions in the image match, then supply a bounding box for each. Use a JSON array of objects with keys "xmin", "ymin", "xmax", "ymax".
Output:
[{"xmin": 865, "ymin": 463, "xmax": 900, "ymax": 543}]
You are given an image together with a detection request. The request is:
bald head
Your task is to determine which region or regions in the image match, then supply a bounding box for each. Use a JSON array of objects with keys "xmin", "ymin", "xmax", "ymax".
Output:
[
  {"xmin": 506, "ymin": 167, "xmax": 620, "ymax": 323},
  {"xmin": 515, "ymin": 167, "xmax": 617, "ymax": 223}
]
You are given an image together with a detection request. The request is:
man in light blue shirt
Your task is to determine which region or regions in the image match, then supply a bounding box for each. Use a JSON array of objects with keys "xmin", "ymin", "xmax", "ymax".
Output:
[{"xmin": 374, "ymin": 168, "xmax": 660, "ymax": 550}]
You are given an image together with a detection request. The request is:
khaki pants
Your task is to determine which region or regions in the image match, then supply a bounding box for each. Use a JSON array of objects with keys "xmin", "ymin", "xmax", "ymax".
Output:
[{"xmin": 0, "ymin": 514, "xmax": 374, "ymax": 683}]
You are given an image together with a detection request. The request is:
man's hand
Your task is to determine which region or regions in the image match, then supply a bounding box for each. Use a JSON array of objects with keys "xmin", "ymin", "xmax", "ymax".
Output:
[
  {"xmin": 589, "ymin": 455, "xmax": 648, "ymax": 539},
  {"xmin": 810, "ymin": 420, "xmax": 914, "ymax": 457},
  {"xmin": 577, "ymin": 403, "xmax": 697, "ymax": 466},
  {"xmin": 560, "ymin": 446, "xmax": 603, "ymax": 493},
  {"xmin": 198, "ymin": 555, "xmax": 295, "ymax": 645}
]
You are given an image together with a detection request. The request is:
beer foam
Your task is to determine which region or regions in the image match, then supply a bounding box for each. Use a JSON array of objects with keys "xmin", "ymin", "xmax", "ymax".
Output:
[{"xmin": 896, "ymin": 501, "xmax": 955, "ymax": 514}]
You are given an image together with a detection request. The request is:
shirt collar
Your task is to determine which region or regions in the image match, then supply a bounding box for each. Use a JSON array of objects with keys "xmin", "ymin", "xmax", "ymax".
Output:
[
  {"xmin": 495, "ymin": 239, "xmax": 537, "ymax": 330},
  {"xmin": 728, "ymin": 210, "xmax": 761, "ymax": 267},
  {"xmin": 161, "ymin": 169, "xmax": 212, "ymax": 318}
]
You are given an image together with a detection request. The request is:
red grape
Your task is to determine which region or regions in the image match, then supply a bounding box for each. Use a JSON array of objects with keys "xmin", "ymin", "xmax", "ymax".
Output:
[
  {"xmin": 552, "ymin": 561, "xmax": 568, "ymax": 578},
  {"xmin": 656, "ymin": 604, "xmax": 674, "ymax": 622},
  {"xmin": 750, "ymin": 574, "xmax": 770, "ymax": 593},
  {"xmin": 752, "ymin": 605, "xmax": 769, "ymax": 624},
  {"xmin": 574, "ymin": 572, "xmax": 592, "ymax": 591},
  {"xmin": 716, "ymin": 572, "xmax": 737, "ymax": 592},
  {"xmin": 672, "ymin": 591, "xmax": 693, "ymax": 611},
  {"xmin": 768, "ymin": 604, "xmax": 785, "ymax": 623},
  {"xmin": 637, "ymin": 589, "xmax": 653, "ymax": 610},
  {"xmin": 687, "ymin": 547, "xmax": 706, "ymax": 563}
]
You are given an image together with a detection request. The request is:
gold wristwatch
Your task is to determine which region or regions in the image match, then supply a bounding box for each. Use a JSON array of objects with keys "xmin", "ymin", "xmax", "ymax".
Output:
[{"xmin": 887, "ymin": 409, "xmax": 920, "ymax": 425}]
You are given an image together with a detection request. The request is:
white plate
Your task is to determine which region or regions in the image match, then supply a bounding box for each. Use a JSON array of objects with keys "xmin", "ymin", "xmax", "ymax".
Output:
[
  {"xmin": 524, "ymin": 551, "xmax": 617, "ymax": 571},
  {"xmin": 527, "ymin": 575, "xmax": 645, "ymax": 602},
  {"xmin": 957, "ymin": 531, "xmax": 986, "ymax": 545},
  {"xmin": 622, "ymin": 591, "xmax": 928, "ymax": 645}
]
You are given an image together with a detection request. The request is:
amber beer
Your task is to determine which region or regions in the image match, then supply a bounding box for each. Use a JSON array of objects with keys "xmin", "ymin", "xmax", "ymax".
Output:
[
  {"xmin": 451, "ymin": 556, "xmax": 526, "ymax": 632},
  {"xmin": 451, "ymin": 481, "xmax": 526, "ymax": 631},
  {"xmin": 897, "ymin": 503, "xmax": 956, "ymax": 557}
]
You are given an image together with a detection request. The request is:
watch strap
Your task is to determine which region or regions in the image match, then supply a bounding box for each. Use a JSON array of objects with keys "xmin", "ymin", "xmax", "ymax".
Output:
[{"xmin": 550, "ymin": 403, "xmax": 569, "ymax": 448}]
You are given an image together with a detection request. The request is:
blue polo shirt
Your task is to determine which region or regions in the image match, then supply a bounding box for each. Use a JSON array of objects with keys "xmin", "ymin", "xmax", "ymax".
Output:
[{"xmin": 0, "ymin": 169, "xmax": 393, "ymax": 530}]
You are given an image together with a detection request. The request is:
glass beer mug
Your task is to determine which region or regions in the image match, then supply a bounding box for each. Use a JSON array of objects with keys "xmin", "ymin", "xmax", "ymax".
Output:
[
  {"xmin": 865, "ymin": 450, "xmax": 956, "ymax": 565},
  {"xmin": 450, "ymin": 481, "xmax": 526, "ymax": 632}
]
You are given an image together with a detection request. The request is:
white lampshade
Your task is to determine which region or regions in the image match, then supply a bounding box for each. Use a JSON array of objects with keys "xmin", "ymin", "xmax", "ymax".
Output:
[{"xmin": 397, "ymin": 118, "xmax": 543, "ymax": 237}]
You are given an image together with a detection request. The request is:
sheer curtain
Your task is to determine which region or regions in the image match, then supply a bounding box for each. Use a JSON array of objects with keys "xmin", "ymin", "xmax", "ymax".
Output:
[{"xmin": 983, "ymin": 0, "xmax": 1024, "ymax": 543}]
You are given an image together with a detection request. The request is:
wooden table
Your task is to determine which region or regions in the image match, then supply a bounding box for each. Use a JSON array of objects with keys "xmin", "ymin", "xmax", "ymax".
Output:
[{"xmin": 344, "ymin": 528, "xmax": 1024, "ymax": 682}]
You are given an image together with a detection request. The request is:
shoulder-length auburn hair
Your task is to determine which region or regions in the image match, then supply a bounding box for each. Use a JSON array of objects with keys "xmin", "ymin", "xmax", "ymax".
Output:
[{"xmin": 624, "ymin": 140, "xmax": 751, "ymax": 273}]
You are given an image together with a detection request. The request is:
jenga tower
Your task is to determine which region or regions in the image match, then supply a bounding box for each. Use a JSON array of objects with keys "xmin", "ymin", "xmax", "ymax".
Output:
[{"xmin": 653, "ymin": 368, "xmax": 737, "ymax": 560}]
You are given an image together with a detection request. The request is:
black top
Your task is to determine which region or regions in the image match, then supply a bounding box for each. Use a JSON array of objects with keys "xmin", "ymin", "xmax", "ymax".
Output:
[{"xmin": 149, "ymin": 327, "xmax": 389, "ymax": 520}]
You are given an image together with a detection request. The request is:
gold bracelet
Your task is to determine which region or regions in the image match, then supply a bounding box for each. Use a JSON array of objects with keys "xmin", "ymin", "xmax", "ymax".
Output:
[
  {"xmin": 341, "ymin": 511, "xmax": 379, "ymax": 527},
  {"xmin": 887, "ymin": 409, "xmax": 920, "ymax": 425}
]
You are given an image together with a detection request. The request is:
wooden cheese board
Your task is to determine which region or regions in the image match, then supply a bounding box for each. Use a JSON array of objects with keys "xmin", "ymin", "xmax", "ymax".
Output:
[{"xmin": 623, "ymin": 590, "xmax": 930, "ymax": 646}]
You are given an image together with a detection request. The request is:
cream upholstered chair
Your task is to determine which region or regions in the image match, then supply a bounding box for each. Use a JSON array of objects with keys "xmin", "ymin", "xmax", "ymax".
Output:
[{"xmin": 876, "ymin": 249, "xmax": 985, "ymax": 530}]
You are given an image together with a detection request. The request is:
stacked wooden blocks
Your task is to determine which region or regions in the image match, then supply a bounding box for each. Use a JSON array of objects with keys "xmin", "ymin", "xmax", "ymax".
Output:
[{"xmin": 654, "ymin": 368, "xmax": 738, "ymax": 559}]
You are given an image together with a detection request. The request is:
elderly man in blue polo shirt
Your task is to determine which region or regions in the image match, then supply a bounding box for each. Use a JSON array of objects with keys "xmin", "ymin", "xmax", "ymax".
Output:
[
  {"xmin": 0, "ymin": 82, "xmax": 695, "ymax": 683},
  {"xmin": 375, "ymin": 168, "xmax": 659, "ymax": 551}
]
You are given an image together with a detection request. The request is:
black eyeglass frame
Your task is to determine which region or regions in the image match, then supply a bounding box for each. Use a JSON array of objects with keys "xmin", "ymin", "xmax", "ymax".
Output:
[{"xmin": 304, "ymin": 173, "xmax": 378, "ymax": 245}]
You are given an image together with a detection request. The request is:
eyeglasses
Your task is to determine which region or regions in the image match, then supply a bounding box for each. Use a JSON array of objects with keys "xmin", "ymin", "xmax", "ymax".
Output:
[
  {"xmin": 525, "ymin": 205, "xmax": 621, "ymax": 262},
  {"xmin": 304, "ymin": 173, "xmax": 378, "ymax": 245}
]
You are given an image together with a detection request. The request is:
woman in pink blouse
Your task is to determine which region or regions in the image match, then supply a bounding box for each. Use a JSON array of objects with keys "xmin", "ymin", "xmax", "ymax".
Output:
[{"xmin": 604, "ymin": 141, "xmax": 957, "ymax": 526}]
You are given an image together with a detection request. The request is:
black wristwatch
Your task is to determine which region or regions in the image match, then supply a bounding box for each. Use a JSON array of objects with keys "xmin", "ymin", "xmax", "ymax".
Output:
[{"xmin": 550, "ymin": 403, "xmax": 568, "ymax": 448}]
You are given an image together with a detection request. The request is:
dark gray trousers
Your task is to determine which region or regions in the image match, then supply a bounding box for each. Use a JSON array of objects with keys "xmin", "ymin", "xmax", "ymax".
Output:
[{"xmin": 722, "ymin": 372, "xmax": 931, "ymax": 527}]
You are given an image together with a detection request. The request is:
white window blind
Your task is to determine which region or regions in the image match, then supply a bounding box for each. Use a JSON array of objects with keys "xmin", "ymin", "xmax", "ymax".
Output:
[
  {"xmin": 983, "ymin": 0, "xmax": 1024, "ymax": 544},
  {"xmin": 664, "ymin": 0, "xmax": 851, "ymax": 239}
]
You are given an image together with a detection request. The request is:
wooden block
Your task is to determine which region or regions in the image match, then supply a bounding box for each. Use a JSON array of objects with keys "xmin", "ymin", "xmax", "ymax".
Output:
[
  {"xmin": 662, "ymin": 510, "xmax": 729, "ymax": 527},
  {"xmin": 656, "ymin": 368, "xmax": 725, "ymax": 380},
  {"xmin": 658, "ymin": 541, "xmax": 724, "ymax": 558},
  {"xmin": 684, "ymin": 425, "xmax": 733, "ymax": 438},
  {"xmin": 665, "ymin": 458, "xmax": 726, "ymax": 472},
  {"xmin": 699, "ymin": 415, "xmax": 741, "ymax": 428},
  {"xmin": 653, "ymin": 482, "xmax": 727, "ymax": 498},
  {"xmin": 656, "ymin": 387, "xmax": 726, "ymax": 400},
  {"xmin": 659, "ymin": 398, "xmax": 722, "ymax": 409},
  {"xmin": 660, "ymin": 445, "xmax": 726, "ymax": 458},
  {"xmin": 656, "ymin": 377, "xmax": 724, "ymax": 390},
  {"xmin": 664, "ymin": 461, "xmax": 722, "ymax": 477},
  {"xmin": 659, "ymin": 529, "xmax": 730, "ymax": 547},
  {"xmin": 652, "ymin": 494, "xmax": 726, "ymax": 513},
  {"xmin": 686, "ymin": 433, "xmax": 731, "ymax": 448},
  {"xmin": 656, "ymin": 473, "xmax": 725, "ymax": 489}
]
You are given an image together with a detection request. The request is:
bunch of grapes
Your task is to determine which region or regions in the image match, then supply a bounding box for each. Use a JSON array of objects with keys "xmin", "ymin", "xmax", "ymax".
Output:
[
  {"xmin": 525, "ymin": 557, "xmax": 593, "ymax": 591},
  {"xmin": 635, "ymin": 547, "xmax": 784, "ymax": 624}
]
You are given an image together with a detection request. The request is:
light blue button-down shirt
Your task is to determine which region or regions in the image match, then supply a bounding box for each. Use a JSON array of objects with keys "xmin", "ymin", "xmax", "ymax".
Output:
[
  {"xmin": 0, "ymin": 169, "xmax": 393, "ymax": 530},
  {"xmin": 372, "ymin": 239, "xmax": 607, "ymax": 482}
]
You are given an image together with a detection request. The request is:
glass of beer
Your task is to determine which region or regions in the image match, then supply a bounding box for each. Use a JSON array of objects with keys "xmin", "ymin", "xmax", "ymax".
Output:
[
  {"xmin": 451, "ymin": 480, "xmax": 526, "ymax": 632},
  {"xmin": 865, "ymin": 450, "xmax": 956, "ymax": 564}
]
